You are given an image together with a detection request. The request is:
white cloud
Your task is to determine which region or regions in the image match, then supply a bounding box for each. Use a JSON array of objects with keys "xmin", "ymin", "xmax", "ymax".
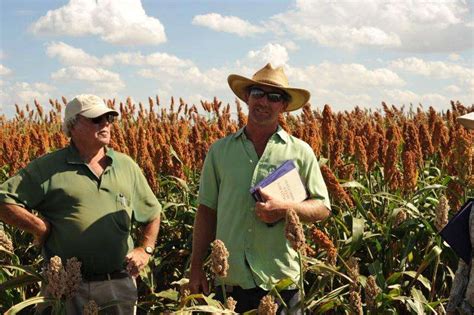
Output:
[
  {"xmin": 444, "ymin": 85, "xmax": 461, "ymax": 93},
  {"xmin": 102, "ymin": 52, "xmax": 193, "ymax": 67},
  {"xmin": 0, "ymin": 64, "xmax": 13, "ymax": 76},
  {"xmin": 287, "ymin": 25, "xmax": 401, "ymax": 49},
  {"xmin": 51, "ymin": 66, "xmax": 125, "ymax": 94},
  {"xmin": 139, "ymin": 66, "xmax": 228, "ymax": 91},
  {"xmin": 282, "ymin": 41, "xmax": 299, "ymax": 51},
  {"xmin": 288, "ymin": 62, "xmax": 405, "ymax": 92},
  {"xmin": 30, "ymin": 0, "xmax": 166, "ymax": 45},
  {"xmin": 269, "ymin": 0, "xmax": 471, "ymax": 52},
  {"xmin": 0, "ymin": 81, "xmax": 56, "ymax": 109},
  {"xmin": 448, "ymin": 53, "xmax": 462, "ymax": 61},
  {"xmin": 247, "ymin": 43, "xmax": 289, "ymax": 67},
  {"xmin": 46, "ymin": 42, "xmax": 100, "ymax": 66},
  {"xmin": 52, "ymin": 66, "xmax": 120, "ymax": 82},
  {"xmin": 311, "ymin": 88, "xmax": 373, "ymax": 110},
  {"xmin": 192, "ymin": 13, "xmax": 265, "ymax": 37},
  {"xmin": 382, "ymin": 89, "xmax": 451, "ymax": 109},
  {"xmin": 389, "ymin": 57, "xmax": 473, "ymax": 83},
  {"xmin": 44, "ymin": 41, "xmax": 194, "ymax": 69}
]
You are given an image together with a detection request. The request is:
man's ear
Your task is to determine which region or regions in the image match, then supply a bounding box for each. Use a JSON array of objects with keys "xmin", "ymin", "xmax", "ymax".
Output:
[{"xmin": 243, "ymin": 90, "xmax": 249, "ymax": 102}]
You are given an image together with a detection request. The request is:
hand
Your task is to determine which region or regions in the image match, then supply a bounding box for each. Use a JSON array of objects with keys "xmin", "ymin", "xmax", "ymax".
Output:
[
  {"xmin": 33, "ymin": 218, "xmax": 51, "ymax": 247},
  {"xmin": 188, "ymin": 266, "xmax": 209, "ymax": 295},
  {"xmin": 125, "ymin": 247, "xmax": 151, "ymax": 278},
  {"xmin": 255, "ymin": 189, "xmax": 287, "ymax": 224}
]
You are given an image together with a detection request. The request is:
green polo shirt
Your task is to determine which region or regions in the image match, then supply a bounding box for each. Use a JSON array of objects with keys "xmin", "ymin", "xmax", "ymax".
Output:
[
  {"xmin": 199, "ymin": 126, "xmax": 330, "ymax": 290},
  {"xmin": 0, "ymin": 144, "xmax": 161, "ymax": 276}
]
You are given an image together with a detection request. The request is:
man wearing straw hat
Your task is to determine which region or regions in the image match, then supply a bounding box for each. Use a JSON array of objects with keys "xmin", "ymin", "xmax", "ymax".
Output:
[
  {"xmin": 447, "ymin": 111, "xmax": 474, "ymax": 314},
  {"xmin": 189, "ymin": 64, "xmax": 331, "ymax": 312},
  {"xmin": 0, "ymin": 95, "xmax": 161, "ymax": 314}
]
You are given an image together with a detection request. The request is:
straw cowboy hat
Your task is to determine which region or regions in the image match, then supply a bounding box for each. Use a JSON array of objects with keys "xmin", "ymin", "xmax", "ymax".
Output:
[
  {"xmin": 457, "ymin": 112, "xmax": 474, "ymax": 130},
  {"xmin": 227, "ymin": 63, "xmax": 310, "ymax": 112}
]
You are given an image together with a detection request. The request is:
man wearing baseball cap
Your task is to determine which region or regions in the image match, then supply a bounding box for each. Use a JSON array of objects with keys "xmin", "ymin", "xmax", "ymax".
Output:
[
  {"xmin": 0, "ymin": 94, "xmax": 161, "ymax": 314},
  {"xmin": 189, "ymin": 64, "xmax": 331, "ymax": 313},
  {"xmin": 447, "ymin": 111, "xmax": 474, "ymax": 315}
]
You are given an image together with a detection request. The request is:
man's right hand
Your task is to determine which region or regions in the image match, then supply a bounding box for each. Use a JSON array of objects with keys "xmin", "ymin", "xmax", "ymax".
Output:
[
  {"xmin": 188, "ymin": 267, "xmax": 209, "ymax": 295},
  {"xmin": 33, "ymin": 218, "xmax": 50, "ymax": 246}
]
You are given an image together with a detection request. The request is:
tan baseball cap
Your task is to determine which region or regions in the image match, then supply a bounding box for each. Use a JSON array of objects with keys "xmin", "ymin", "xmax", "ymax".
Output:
[
  {"xmin": 457, "ymin": 112, "xmax": 474, "ymax": 130},
  {"xmin": 64, "ymin": 94, "xmax": 118, "ymax": 121}
]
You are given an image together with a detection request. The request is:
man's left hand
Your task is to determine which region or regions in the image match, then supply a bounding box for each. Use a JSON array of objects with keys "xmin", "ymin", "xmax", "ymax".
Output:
[
  {"xmin": 255, "ymin": 189, "xmax": 287, "ymax": 224},
  {"xmin": 125, "ymin": 247, "xmax": 151, "ymax": 278}
]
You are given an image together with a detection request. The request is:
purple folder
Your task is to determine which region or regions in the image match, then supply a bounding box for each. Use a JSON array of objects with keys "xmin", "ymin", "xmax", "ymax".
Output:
[
  {"xmin": 440, "ymin": 199, "xmax": 473, "ymax": 264},
  {"xmin": 249, "ymin": 160, "xmax": 307, "ymax": 202}
]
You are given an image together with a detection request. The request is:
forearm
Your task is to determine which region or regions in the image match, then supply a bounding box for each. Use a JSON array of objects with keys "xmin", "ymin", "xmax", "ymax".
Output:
[
  {"xmin": 285, "ymin": 199, "xmax": 330, "ymax": 223},
  {"xmin": 0, "ymin": 203, "xmax": 48, "ymax": 236},
  {"xmin": 139, "ymin": 215, "xmax": 161, "ymax": 248},
  {"xmin": 190, "ymin": 204, "xmax": 217, "ymax": 270}
]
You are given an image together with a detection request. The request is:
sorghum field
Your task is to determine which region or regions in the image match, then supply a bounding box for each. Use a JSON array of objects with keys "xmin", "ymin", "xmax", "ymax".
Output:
[{"xmin": 0, "ymin": 97, "xmax": 473, "ymax": 314}]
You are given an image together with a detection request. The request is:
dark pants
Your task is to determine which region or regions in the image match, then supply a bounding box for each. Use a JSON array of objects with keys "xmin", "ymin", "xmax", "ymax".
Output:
[{"xmin": 215, "ymin": 285, "xmax": 302, "ymax": 314}]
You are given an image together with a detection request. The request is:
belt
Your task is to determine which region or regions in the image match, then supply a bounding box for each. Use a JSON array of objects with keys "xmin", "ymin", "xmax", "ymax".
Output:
[
  {"xmin": 83, "ymin": 270, "xmax": 130, "ymax": 282},
  {"xmin": 224, "ymin": 285, "xmax": 299, "ymax": 293}
]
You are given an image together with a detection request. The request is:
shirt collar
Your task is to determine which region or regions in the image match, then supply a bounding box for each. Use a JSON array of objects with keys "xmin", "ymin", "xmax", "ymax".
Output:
[
  {"xmin": 233, "ymin": 125, "xmax": 289, "ymax": 143},
  {"xmin": 66, "ymin": 142, "xmax": 115, "ymax": 165}
]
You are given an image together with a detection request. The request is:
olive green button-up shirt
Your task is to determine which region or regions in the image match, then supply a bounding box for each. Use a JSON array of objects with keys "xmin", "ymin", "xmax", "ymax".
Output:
[
  {"xmin": 199, "ymin": 126, "xmax": 330, "ymax": 290},
  {"xmin": 0, "ymin": 144, "xmax": 161, "ymax": 276}
]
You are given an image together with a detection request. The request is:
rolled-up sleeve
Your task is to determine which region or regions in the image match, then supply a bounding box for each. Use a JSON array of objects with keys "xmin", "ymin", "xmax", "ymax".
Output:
[
  {"xmin": 131, "ymin": 163, "xmax": 161, "ymax": 223},
  {"xmin": 198, "ymin": 145, "xmax": 219, "ymax": 211},
  {"xmin": 300, "ymin": 144, "xmax": 331, "ymax": 210},
  {"xmin": 0, "ymin": 163, "xmax": 45, "ymax": 210}
]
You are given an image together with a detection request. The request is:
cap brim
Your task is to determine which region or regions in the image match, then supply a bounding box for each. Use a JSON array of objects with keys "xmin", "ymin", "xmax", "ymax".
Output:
[
  {"xmin": 228, "ymin": 74, "xmax": 310, "ymax": 112},
  {"xmin": 457, "ymin": 112, "xmax": 474, "ymax": 130},
  {"xmin": 80, "ymin": 107, "xmax": 119, "ymax": 118}
]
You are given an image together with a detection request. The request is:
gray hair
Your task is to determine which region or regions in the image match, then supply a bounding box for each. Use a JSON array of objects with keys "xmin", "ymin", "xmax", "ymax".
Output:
[{"xmin": 62, "ymin": 114, "xmax": 79, "ymax": 137}]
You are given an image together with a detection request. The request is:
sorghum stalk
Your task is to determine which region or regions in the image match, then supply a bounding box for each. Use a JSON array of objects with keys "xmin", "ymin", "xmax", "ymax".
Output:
[
  {"xmin": 285, "ymin": 209, "xmax": 305, "ymax": 251},
  {"xmin": 211, "ymin": 239, "xmax": 229, "ymax": 303},
  {"xmin": 225, "ymin": 296, "xmax": 237, "ymax": 312},
  {"xmin": 434, "ymin": 196, "xmax": 450, "ymax": 231},
  {"xmin": 258, "ymin": 295, "xmax": 278, "ymax": 315},
  {"xmin": 83, "ymin": 300, "xmax": 99, "ymax": 315}
]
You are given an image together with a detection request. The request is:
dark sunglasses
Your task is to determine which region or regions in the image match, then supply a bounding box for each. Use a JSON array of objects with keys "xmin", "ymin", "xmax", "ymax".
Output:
[
  {"xmin": 249, "ymin": 87, "xmax": 289, "ymax": 103},
  {"xmin": 89, "ymin": 113, "xmax": 116, "ymax": 124}
]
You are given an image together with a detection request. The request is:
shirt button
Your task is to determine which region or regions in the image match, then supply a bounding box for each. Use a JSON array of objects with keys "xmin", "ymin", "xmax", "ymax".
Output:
[
  {"xmin": 250, "ymin": 160, "xmax": 253, "ymax": 163},
  {"xmin": 248, "ymin": 228, "xmax": 252, "ymax": 232}
]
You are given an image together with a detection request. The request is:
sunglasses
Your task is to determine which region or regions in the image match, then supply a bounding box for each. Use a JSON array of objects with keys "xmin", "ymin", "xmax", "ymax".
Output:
[
  {"xmin": 249, "ymin": 87, "xmax": 289, "ymax": 103},
  {"xmin": 89, "ymin": 113, "xmax": 116, "ymax": 124}
]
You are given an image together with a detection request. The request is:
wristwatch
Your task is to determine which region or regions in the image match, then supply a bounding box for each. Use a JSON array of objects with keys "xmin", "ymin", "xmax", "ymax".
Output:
[{"xmin": 144, "ymin": 246, "xmax": 154, "ymax": 255}]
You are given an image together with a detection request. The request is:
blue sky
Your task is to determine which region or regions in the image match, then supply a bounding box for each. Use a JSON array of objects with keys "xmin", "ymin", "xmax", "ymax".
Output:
[{"xmin": 1, "ymin": 0, "xmax": 473, "ymax": 117}]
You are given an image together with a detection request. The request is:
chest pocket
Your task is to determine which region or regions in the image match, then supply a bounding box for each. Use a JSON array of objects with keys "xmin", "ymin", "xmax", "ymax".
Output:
[
  {"xmin": 116, "ymin": 193, "xmax": 131, "ymax": 211},
  {"xmin": 114, "ymin": 193, "xmax": 132, "ymax": 232}
]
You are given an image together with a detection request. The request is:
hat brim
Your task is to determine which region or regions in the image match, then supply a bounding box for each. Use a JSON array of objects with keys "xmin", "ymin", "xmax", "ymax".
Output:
[
  {"xmin": 457, "ymin": 112, "xmax": 474, "ymax": 130},
  {"xmin": 80, "ymin": 107, "xmax": 119, "ymax": 118},
  {"xmin": 228, "ymin": 74, "xmax": 310, "ymax": 112}
]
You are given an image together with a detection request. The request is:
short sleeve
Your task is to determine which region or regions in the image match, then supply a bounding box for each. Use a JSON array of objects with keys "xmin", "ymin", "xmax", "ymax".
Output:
[
  {"xmin": 131, "ymin": 163, "xmax": 161, "ymax": 223},
  {"xmin": 0, "ymin": 163, "xmax": 45, "ymax": 210},
  {"xmin": 198, "ymin": 145, "xmax": 219, "ymax": 210},
  {"xmin": 299, "ymin": 145, "xmax": 331, "ymax": 210}
]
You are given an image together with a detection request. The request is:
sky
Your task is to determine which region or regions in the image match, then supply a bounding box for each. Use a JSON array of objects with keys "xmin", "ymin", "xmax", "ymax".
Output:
[{"xmin": 0, "ymin": 0, "xmax": 473, "ymax": 118}]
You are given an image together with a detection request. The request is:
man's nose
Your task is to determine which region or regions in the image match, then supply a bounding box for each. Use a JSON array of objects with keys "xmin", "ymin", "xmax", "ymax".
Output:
[{"xmin": 256, "ymin": 95, "xmax": 270, "ymax": 106}]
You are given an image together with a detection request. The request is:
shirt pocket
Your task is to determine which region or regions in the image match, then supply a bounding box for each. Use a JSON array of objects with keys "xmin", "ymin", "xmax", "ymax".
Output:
[{"xmin": 113, "ymin": 193, "xmax": 132, "ymax": 233}]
